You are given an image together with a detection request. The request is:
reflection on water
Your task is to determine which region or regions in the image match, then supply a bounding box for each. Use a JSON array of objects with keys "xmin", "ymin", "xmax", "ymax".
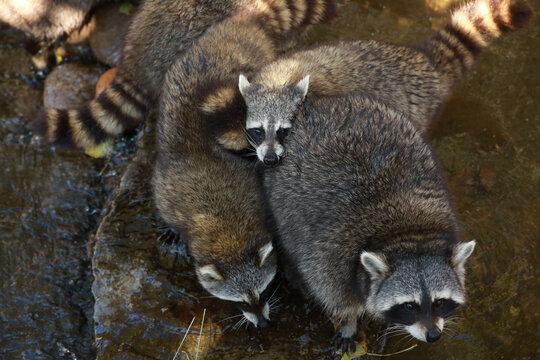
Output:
[{"xmin": 1, "ymin": 0, "xmax": 539, "ymax": 358}]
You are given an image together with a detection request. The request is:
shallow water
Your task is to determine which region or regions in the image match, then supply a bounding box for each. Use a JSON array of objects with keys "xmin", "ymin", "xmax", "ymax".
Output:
[{"xmin": 0, "ymin": 0, "xmax": 538, "ymax": 359}]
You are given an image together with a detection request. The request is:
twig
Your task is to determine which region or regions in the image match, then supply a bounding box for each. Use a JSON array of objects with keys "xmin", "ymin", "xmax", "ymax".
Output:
[
  {"xmin": 173, "ymin": 317, "xmax": 196, "ymax": 360},
  {"xmin": 195, "ymin": 309, "xmax": 206, "ymax": 360}
]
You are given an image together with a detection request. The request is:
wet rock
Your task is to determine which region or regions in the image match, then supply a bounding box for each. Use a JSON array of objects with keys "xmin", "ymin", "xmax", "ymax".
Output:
[
  {"xmin": 479, "ymin": 167, "xmax": 497, "ymax": 193},
  {"xmin": 89, "ymin": 3, "xmax": 132, "ymax": 67},
  {"xmin": 43, "ymin": 62, "xmax": 105, "ymax": 109}
]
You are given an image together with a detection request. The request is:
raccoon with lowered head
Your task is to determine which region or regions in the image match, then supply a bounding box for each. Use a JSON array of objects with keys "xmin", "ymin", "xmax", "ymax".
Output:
[
  {"xmin": 30, "ymin": 0, "xmax": 335, "ymax": 153},
  {"xmin": 154, "ymin": 0, "xmax": 336, "ymax": 327},
  {"xmin": 263, "ymin": 92, "xmax": 477, "ymax": 352},
  {"xmin": 232, "ymin": 0, "xmax": 534, "ymax": 164}
]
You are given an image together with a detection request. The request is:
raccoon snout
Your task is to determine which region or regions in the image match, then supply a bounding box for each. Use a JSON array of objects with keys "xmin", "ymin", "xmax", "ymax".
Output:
[
  {"xmin": 241, "ymin": 309, "xmax": 269, "ymax": 328},
  {"xmin": 425, "ymin": 328, "xmax": 441, "ymax": 342},
  {"xmin": 263, "ymin": 152, "xmax": 279, "ymax": 166},
  {"xmin": 257, "ymin": 315, "xmax": 268, "ymax": 328}
]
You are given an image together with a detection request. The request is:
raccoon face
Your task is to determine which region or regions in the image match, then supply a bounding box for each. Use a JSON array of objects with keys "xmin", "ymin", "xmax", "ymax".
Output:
[
  {"xmin": 239, "ymin": 74, "xmax": 309, "ymax": 166},
  {"xmin": 361, "ymin": 241, "xmax": 476, "ymax": 342},
  {"xmin": 196, "ymin": 241, "xmax": 277, "ymax": 328}
]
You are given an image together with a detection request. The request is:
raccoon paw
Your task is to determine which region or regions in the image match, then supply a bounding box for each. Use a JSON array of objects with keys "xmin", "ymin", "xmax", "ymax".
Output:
[
  {"xmin": 157, "ymin": 226, "xmax": 181, "ymax": 245},
  {"xmin": 331, "ymin": 332, "xmax": 360, "ymax": 355}
]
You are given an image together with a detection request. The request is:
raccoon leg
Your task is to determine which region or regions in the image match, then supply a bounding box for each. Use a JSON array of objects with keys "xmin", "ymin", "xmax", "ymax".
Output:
[
  {"xmin": 331, "ymin": 317, "xmax": 360, "ymax": 354},
  {"xmin": 157, "ymin": 226, "xmax": 182, "ymax": 246}
]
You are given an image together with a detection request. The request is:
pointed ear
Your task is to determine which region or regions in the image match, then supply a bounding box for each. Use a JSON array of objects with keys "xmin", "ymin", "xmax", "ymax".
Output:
[
  {"xmin": 238, "ymin": 74, "xmax": 250, "ymax": 97},
  {"xmin": 258, "ymin": 242, "xmax": 274, "ymax": 267},
  {"xmin": 361, "ymin": 252, "xmax": 390, "ymax": 280},
  {"xmin": 295, "ymin": 75, "xmax": 310, "ymax": 99},
  {"xmin": 197, "ymin": 264, "xmax": 223, "ymax": 281},
  {"xmin": 451, "ymin": 241, "xmax": 476, "ymax": 279}
]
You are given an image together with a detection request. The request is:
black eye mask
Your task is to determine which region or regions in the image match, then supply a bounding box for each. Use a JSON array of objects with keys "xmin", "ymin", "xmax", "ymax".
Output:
[
  {"xmin": 246, "ymin": 127, "xmax": 265, "ymax": 145},
  {"xmin": 276, "ymin": 128, "xmax": 289, "ymax": 142}
]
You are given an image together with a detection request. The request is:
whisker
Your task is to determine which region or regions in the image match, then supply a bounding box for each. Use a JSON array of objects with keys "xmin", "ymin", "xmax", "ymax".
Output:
[
  {"xmin": 233, "ymin": 317, "xmax": 247, "ymax": 331},
  {"xmin": 219, "ymin": 314, "xmax": 244, "ymax": 323}
]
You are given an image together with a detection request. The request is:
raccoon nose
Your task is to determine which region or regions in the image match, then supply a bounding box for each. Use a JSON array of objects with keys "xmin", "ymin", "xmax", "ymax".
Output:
[
  {"xmin": 426, "ymin": 329, "xmax": 441, "ymax": 342},
  {"xmin": 263, "ymin": 153, "xmax": 279, "ymax": 166},
  {"xmin": 257, "ymin": 317, "xmax": 268, "ymax": 328}
]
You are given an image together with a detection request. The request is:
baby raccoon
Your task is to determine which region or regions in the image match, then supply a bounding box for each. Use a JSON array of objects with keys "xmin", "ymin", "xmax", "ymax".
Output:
[
  {"xmin": 234, "ymin": 0, "xmax": 534, "ymax": 163},
  {"xmin": 154, "ymin": 0, "xmax": 336, "ymax": 327},
  {"xmin": 264, "ymin": 93, "xmax": 476, "ymax": 352},
  {"xmin": 239, "ymin": 74, "xmax": 309, "ymax": 165}
]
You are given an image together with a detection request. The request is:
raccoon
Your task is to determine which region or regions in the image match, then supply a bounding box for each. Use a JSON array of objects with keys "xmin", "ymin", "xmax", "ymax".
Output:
[
  {"xmin": 225, "ymin": 0, "xmax": 534, "ymax": 163},
  {"xmin": 263, "ymin": 93, "xmax": 477, "ymax": 352},
  {"xmin": 30, "ymin": 0, "xmax": 336, "ymax": 152},
  {"xmin": 0, "ymin": 0, "xmax": 110, "ymax": 52},
  {"xmin": 153, "ymin": 0, "xmax": 336, "ymax": 327}
]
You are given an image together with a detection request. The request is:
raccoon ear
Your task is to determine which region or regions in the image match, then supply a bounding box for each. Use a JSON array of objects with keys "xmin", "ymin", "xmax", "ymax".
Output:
[
  {"xmin": 198, "ymin": 264, "xmax": 224, "ymax": 281},
  {"xmin": 238, "ymin": 74, "xmax": 251, "ymax": 97},
  {"xmin": 361, "ymin": 252, "xmax": 390, "ymax": 280},
  {"xmin": 451, "ymin": 240, "xmax": 476, "ymax": 276},
  {"xmin": 258, "ymin": 242, "xmax": 274, "ymax": 267},
  {"xmin": 295, "ymin": 75, "xmax": 310, "ymax": 99}
]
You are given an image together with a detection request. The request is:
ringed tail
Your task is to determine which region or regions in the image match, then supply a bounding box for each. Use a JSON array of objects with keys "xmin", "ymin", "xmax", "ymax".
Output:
[
  {"xmin": 30, "ymin": 74, "xmax": 149, "ymax": 151},
  {"xmin": 419, "ymin": 0, "xmax": 534, "ymax": 84},
  {"xmin": 247, "ymin": 0, "xmax": 337, "ymax": 40}
]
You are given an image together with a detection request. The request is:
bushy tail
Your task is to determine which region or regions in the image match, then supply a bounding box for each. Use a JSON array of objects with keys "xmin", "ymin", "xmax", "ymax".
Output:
[
  {"xmin": 245, "ymin": 0, "xmax": 337, "ymax": 47},
  {"xmin": 30, "ymin": 74, "xmax": 149, "ymax": 150},
  {"xmin": 419, "ymin": 0, "xmax": 533, "ymax": 85}
]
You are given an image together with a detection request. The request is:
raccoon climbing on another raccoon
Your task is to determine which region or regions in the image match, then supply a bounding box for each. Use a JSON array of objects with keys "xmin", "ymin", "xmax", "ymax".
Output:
[
  {"xmin": 207, "ymin": 0, "xmax": 534, "ymax": 164},
  {"xmin": 263, "ymin": 93, "xmax": 476, "ymax": 353},
  {"xmin": 154, "ymin": 0, "xmax": 336, "ymax": 327},
  {"xmin": 30, "ymin": 0, "xmax": 336, "ymax": 152}
]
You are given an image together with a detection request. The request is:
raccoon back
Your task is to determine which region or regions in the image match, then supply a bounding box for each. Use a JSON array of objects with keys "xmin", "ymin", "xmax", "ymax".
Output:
[{"xmin": 263, "ymin": 94, "xmax": 458, "ymax": 316}]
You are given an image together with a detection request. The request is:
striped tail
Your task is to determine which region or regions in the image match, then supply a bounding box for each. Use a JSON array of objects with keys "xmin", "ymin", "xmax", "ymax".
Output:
[
  {"xmin": 246, "ymin": 0, "xmax": 337, "ymax": 44},
  {"xmin": 30, "ymin": 74, "xmax": 149, "ymax": 151},
  {"xmin": 419, "ymin": 0, "xmax": 533, "ymax": 85}
]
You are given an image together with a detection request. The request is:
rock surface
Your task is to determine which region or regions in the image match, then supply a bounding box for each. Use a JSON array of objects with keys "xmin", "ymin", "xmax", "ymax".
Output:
[
  {"xmin": 43, "ymin": 62, "xmax": 105, "ymax": 109},
  {"xmin": 89, "ymin": 3, "xmax": 132, "ymax": 67}
]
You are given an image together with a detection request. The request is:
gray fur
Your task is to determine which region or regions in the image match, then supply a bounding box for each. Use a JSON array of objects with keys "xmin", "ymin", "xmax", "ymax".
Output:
[{"xmin": 263, "ymin": 94, "xmax": 475, "ymax": 345}]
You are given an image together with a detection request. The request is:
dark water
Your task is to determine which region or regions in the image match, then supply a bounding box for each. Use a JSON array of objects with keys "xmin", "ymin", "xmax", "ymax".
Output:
[{"xmin": 0, "ymin": 0, "xmax": 538, "ymax": 359}]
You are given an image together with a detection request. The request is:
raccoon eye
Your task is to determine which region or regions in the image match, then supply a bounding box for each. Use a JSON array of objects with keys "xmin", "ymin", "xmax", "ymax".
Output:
[
  {"xmin": 434, "ymin": 299, "xmax": 445, "ymax": 307},
  {"xmin": 433, "ymin": 298, "xmax": 459, "ymax": 317},
  {"xmin": 403, "ymin": 302, "xmax": 415, "ymax": 311},
  {"xmin": 276, "ymin": 128, "xmax": 289, "ymax": 141},
  {"xmin": 247, "ymin": 127, "xmax": 265, "ymax": 144}
]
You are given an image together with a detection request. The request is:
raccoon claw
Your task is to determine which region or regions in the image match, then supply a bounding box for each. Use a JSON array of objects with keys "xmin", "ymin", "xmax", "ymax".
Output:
[
  {"xmin": 331, "ymin": 332, "xmax": 360, "ymax": 355},
  {"xmin": 157, "ymin": 226, "xmax": 181, "ymax": 245}
]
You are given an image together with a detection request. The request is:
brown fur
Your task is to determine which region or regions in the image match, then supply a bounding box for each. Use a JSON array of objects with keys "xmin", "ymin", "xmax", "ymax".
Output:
[
  {"xmin": 154, "ymin": 0, "xmax": 336, "ymax": 263},
  {"xmin": 0, "ymin": 0, "xmax": 110, "ymax": 50},
  {"xmin": 30, "ymin": 0, "xmax": 336, "ymax": 151}
]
